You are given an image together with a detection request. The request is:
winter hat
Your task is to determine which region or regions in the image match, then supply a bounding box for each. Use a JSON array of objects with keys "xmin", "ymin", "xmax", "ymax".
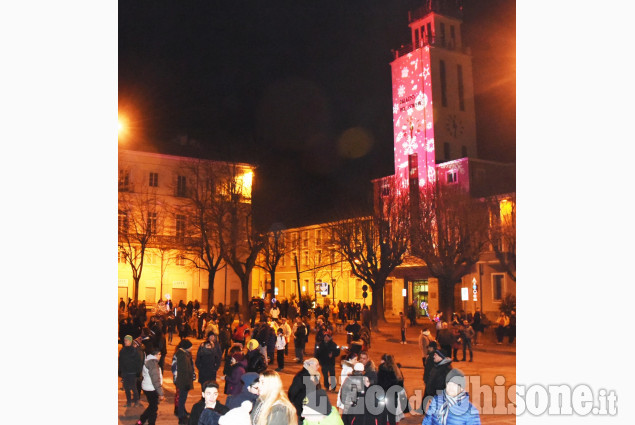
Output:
[
  {"xmin": 241, "ymin": 372, "xmax": 260, "ymax": 388},
  {"xmin": 434, "ymin": 349, "xmax": 447, "ymax": 359},
  {"xmin": 181, "ymin": 339, "xmax": 193, "ymax": 349},
  {"xmin": 446, "ymin": 368, "xmax": 466, "ymax": 389},
  {"xmin": 353, "ymin": 362, "xmax": 365, "ymax": 372},
  {"xmin": 422, "ymin": 329, "xmax": 431, "ymax": 336},
  {"xmin": 247, "ymin": 339, "xmax": 260, "ymax": 351},
  {"xmin": 428, "ymin": 341, "xmax": 438, "ymax": 349},
  {"xmin": 124, "ymin": 335, "xmax": 133, "ymax": 343},
  {"xmin": 303, "ymin": 388, "xmax": 332, "ymax": 415}
]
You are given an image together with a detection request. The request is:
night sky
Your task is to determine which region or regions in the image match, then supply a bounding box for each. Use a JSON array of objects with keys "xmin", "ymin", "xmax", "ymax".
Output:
[{"xmin": 118, "ymin": 0, "xmax": 515, "ymax": 230}]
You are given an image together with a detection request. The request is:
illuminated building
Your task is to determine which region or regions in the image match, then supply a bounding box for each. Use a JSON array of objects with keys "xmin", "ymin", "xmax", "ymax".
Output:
[
  {"xmin": 118, "ymin": 149, "xmax": 256, "ymax": 308},
  {"xmin": 256, "ymin": 1, "xmax": 516, "ymax": 320}
]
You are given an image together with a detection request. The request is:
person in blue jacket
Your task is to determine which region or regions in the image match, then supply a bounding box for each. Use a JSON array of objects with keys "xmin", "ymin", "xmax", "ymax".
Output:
[{"xmin": 422, "ymin": 369, "xmax": 481, "ymax": 425}]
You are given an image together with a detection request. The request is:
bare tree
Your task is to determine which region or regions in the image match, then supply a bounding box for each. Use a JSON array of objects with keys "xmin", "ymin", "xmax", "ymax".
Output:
[
  {"xmin": 259, "ymin": 222, "xmax": 292, "ymax": 300},
  {"xmin": 487, "ymin": 194, "xmax": 516, "ymax": 282},
  {"xmin": 217, "ymin": 164, "xmax": 264, "ymax": 317},
  {"xmin": 332, "ymin": 177, "xmax": 410, "ymax": 327},
  {"xmin": 118, "ymin": 189, "xmax": 166, "ymax": 302},
  {"xmin": 411, "ymin": 183, "xmax": 490, "ymax": 320},
  {"xmin": 173, "ymin": 159, "xmax": 227, "ymax": 309}
]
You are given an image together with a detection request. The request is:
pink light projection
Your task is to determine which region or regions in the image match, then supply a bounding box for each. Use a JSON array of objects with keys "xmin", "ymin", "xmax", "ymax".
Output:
[{"xmin": 391, "ymin": 47, "xmax": 436, "ymax": 189}]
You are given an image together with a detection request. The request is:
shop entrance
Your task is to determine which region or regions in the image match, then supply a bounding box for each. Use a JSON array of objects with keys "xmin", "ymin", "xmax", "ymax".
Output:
[{"xmin": 413, "ymin": 280, "xmax": 429, "ymax": 317}]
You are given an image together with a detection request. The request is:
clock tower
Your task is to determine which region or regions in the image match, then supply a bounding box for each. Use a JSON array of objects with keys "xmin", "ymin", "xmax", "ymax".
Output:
[{"xmin": 390, "ymin": 0, "xmax": 477, "ymax": 190}]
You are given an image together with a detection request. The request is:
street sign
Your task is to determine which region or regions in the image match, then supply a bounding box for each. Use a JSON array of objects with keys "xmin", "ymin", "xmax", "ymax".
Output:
[{"xmin": 461, "ymin": 287, "xmax": 469, "ymax": 301}]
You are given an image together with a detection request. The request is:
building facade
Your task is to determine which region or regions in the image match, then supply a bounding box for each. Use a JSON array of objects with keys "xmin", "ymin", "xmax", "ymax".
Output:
[{"xmin": 118, "ymin": 149, "xmax": 255, "ymax": 309}]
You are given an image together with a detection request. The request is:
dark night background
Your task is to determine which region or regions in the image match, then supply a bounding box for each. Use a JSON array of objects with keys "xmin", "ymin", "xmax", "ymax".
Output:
[{"xmin": 118, "ymin": 0, "xmax": 515, "ymax": 230}]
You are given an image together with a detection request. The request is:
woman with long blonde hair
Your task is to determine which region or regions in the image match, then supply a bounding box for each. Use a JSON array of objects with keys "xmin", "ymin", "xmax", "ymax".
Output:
[{"xmin": 250, "ymin": 370, "xmax": 298, "ymax": 425}]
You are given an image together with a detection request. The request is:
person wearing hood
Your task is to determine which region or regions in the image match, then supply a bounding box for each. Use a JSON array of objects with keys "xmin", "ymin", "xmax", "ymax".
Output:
[
  {"xmin": 336, "ymin": 352, "xmax": 358, "ymax": 413},
  {"xmin": 196, "ymin": 332, "xmax": 223, "ymax": 391},
  {"xmin": 119, "ymin": 334, "xmax": 144, "ymax": 407},
  {"xmin": 424, "ymin": 349, "xmax": 453, "ymax": 402},
  {"xmin": 245, "ymin": 339, "xmax": 267, "ymax": 374},
  {"xmin": 225, "ymin": 351, "xmax": 248, "ymax": 396},
  {"xmin": 174, "ymin": 339, "xmax": 195, "ymax": 424},
  {"xmin": 225, "ymin": 371, "xmax": 260, "ymax": 409},
  {"xmin": 422, "ymin": 369, "xmax": 481, "ymax": 425},
  {"xmin": 339, "ymin": 362, "xmax": 368, "ymax": 425},
  {"xmin": 136, "ymin": 345, "xmax": 164, "ymax": 425}
]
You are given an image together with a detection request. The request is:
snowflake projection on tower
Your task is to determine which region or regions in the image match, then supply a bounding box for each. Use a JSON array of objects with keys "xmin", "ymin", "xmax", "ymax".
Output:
[{"xmin": 391, "ymin": 47, "xmax": 435, "ymax": 187}]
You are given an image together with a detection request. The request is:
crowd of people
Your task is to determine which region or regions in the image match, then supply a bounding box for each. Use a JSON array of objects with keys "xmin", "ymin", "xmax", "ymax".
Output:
[{"xmin": 119, "ymin": 298, "xmax": 496, "ymax": 425}]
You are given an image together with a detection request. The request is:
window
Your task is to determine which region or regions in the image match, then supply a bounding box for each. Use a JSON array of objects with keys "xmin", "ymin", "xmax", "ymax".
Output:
[
  {"xmin": 440, "ymin": 22, "xmax": 446, "ymax": 46},
  {"xmin": 414, "ymin": 28, "xmax": 420, "ymax": 46},
  {"xmin": 176, "ymin": 214, "xmax": 186, "ymax": 240},
  {"xmin": 443, "ymin": 142, "xmax": 450, "ymax": 160},
  {"xmin": 176, "ymin": 175, "xmax": 187, "ymax": 197},
  {"xmin": 446, "ymin": 169, "xmax": 458, "ymax": 184},
  {"xmin": 302, "ymin": 231, "xmax": 309, "ymax": 248},
  {"xmin": 146, "ymin": 252, "xmax": 157, "ymax": 265},
  {"xmin": 426, "ymin": 23, "xmax": 432, "ymax": 44},
  {"xmin": 315, "ymin": 229, "xmax": 322, "ymax": 247},
  {"xmin": 461, "ymin": 145, "xmax": 468, "ymax": 157},
  {"xmin": 381, "ymin": 180, "xmax": 391, "ymax": 197},
  {"xmin": 147, "ymin": 212, "xmax": 157, "ymax": 235},
  {"xmin": 440, "ymin": 60, "xmax": 447, "ymax": 107},
  {"xmin": 118, "ymin": 211, "xmax": 128, "ymax": 234},
  {"xmin": 119, "ymin": 169, "xmax": 129, "ymax": 192},
  {"xmin": 316, "ymin": 250, "xmax": 322, "ymax": 264},
  {"xmin": 450, "ymin": 25, "xmax": 456, "ymax": 47},
  {"xmin": 279, "ymin": 280, "xmax": 286, "ymax": 297},
  {"xmin": 302, "ymin": 250, "xmax": 309, "ymax": 266},
  {"xmin": 118, "ymin": 250, "xmax": 127, "ymax": 264},
  {"xmin": 303, "ymin": 279, "xmax": 309, "ymax": 292},
  {"xmin": 457, "ymin": 65, "xmax": 465, "ymax": 111},
  {"xmin": 292, "ymin": 232, "xmax": 300, "ymax": 250},
  {"xmin": 175, "ymin": 255, "xmax": 186, "ymax": 266},
  {"xmin": 330, "ymin": 249, "xmax": 336, "ymax": 264},
  {"xmin": 280, "ymin": 254, "xmax": 286, "ymax": 267},
  {"xmin": 492, "ymin": 274, "xmax": 505, "ymax": 301},
  {"xmin": 149, "ymin": 172, "xmax": 159, "ymax": 187}
]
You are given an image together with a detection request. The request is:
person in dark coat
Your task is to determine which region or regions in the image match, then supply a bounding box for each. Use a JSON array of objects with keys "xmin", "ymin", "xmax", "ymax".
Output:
[
  {"xmin": 339, "ymin": 362, "xmax": 367, "ymax": 425},
  {"xmin": 315, "ymin": 332, "xmax": 340, "ymax": 392},
  {"xmin": 195, "ymin": 336, "xmax": 222, "ymax": 391},
  {"xmin": 225, "ymin": 371, "xmax": 260, "ymax": 409},
  {"xmin": 119, "ymin": 335, "xmax": 144, "ymax": 407},
  {"xmin": 288, "ymin": 357, "xmax": 321, "ymax": 424},
  {"xmin": 197, "ymin": 382, "xmax": 230, "ymax": 425},
  {"xmin": 245, "ymin": 339, "xmax": 267, "ymax": 374},
  {"xmin": 174, "ymin": 339, "xmax": 195, "ymax": 424},
  {"xmin": 436, "ymin": 322, "xmax": 455, "ymax": 358},
  {"xmin": 293, "ymin": 316, "xmax": 308, "ymax": 363},
  {"xmin": 424, "ymin": 349, "xmax": 453, "ymax": 400},
  {"xmin": 377, "ymin": 354, "xmax": 405, "ymax": 425},
  {"xmin": 225, "ymin": 352, "xmax": 248, "ymax": 396}
]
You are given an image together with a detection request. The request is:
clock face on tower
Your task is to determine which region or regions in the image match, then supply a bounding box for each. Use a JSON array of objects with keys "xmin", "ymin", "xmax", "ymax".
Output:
[{"xmin": 445, "ymin": 114, "xmax": 464, "ymax": 138}]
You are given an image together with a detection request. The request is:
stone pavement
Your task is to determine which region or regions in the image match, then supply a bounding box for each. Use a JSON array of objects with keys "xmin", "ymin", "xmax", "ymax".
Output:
[{"xmin": 118, "ymin": 317, "xmax": 515, "ymax": 425}]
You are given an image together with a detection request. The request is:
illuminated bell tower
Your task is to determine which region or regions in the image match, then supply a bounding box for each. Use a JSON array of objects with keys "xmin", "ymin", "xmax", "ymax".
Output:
[{"xmin": 390, "ymin": 0, "xmax": 477, "ymax": 190}]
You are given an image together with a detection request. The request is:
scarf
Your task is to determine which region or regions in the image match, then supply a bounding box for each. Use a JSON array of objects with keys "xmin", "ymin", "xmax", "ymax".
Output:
[{"xmin": 437, "ymin": 390, "xmax": 468, "ymax": 425}]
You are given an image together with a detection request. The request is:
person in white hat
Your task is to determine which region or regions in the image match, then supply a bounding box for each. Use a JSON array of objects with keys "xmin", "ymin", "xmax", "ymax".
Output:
[{"xmin": 419, "ymin": 328, "xmax": 434, "ymax": 367}]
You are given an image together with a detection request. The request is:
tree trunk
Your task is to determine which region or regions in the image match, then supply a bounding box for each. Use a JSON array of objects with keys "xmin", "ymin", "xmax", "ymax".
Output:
[
  {"xmin": 241, "ymin": 277, "xmax": 251, "ymax": 320},
  {"xmin": 437, "ymin": 276, "xmax": 456, "ymax": 323},
  {"xmin": 207, "ymin": 269, "xmax": 217, "ymax": 310},
  {"xmin": 270, "ymin": 270, "xmax": 276, "ymax": 301},
  {"xmin": 370, "ymin": 285, "xmax": 386, "ymax": 330},
  {"xmin": 133, "ymin": 276, "xmax": 141, "ymax": 303}
]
